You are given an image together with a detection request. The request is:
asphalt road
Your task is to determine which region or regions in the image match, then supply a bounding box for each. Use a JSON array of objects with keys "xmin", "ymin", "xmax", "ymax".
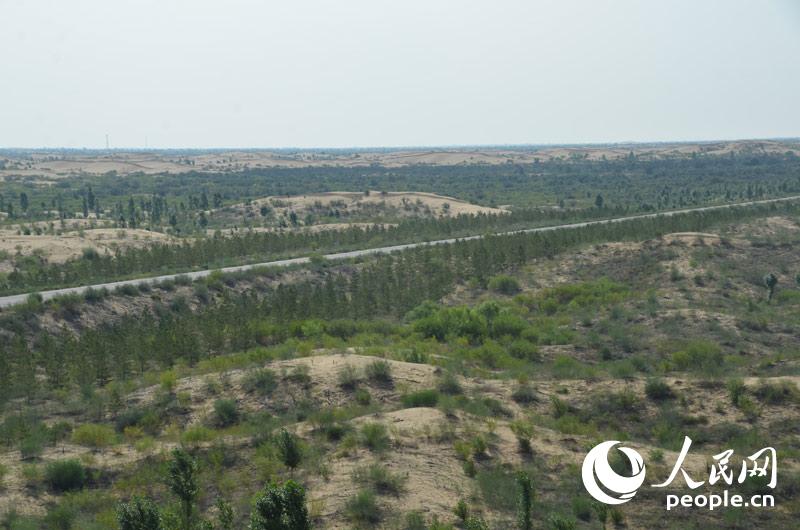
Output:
[{"xmin": 2, "ymin": 194, "xmax": 798, "ymax": 309}]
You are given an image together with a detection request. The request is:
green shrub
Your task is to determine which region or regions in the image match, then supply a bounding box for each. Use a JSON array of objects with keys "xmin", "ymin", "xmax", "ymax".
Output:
[
  {"xmin": 337, "ymin": 364, "xmax": 361, "ymax": 390},
  {"xmin": 728, "ymin": 379, "xmax": 748, "ymax": 407},
  {"xmin": 360, "ymin": 423, "xmax": 391, "ymax": 452},
  {"xmin": 437, "ymin": 372, "xmax": 463, "ymax": 395},
  {"xmin": 403, "ymin": 511, "xmax": 427, "ymax": 530},
  {"xmin": 213, "ymin": 399, "xmax": 240, "ymax": 427},
  {"xmin": 365, "ymin": 360, "xmax": 393, "ymax": 386},
  {"xmin": 401, "ymin": 389, "xmax": 440, "ymax": 408},
  {"xmin": 471, "ymin": 436, "xmax": 488, "ymax": 459},
  {"xmin": 754, "ymin": 381, "xmax": 800, "ymax": 405},
  {"xmin": 250, "ymin": 480, "xmax": 310, "ymax": 530},
  {"xmin": 488, "ymin": 275, "xmax": 521, "ymax": 295},
  {"xmin": 510, "ymin": 420, "xmax": 534, "ymax": 454},
  {"xmin": 512, "ymin": 383, "xmax": 539, "ymax": 404},
  {"xmin": 355, "ymin": 388, "xmax": 371, "ymax": 406},
  {"xmin": 346, "ymin": 489, "xmax": 381, "ymax": 525},
  {"xmin": 45, "ymin": 460, "xmax": 86, "ymax": 492},
  {"xmin": 490, "ymin": 313, "xmax": 528, "ymax": 338},
  {"xmin": 454, "ymin": 499, "xmax": 469, "ymax": 522},
  {"xmin": 352, "ymin": 464, "xmax": 407, "ymax": 496},
  {"xmin": 71, "ymin": 423, "xmax": 116, "ymax": 451},
  {"xmin": 465, "ymin": 517, "xmax": 490, "ymax": 530},
  {"xmin": 548, "ymin": 514, "xmax": 577, "ymax": 530},
  {"xmin": 671, "ymin": 340, "xmax": 723, "ymax": 374},
  {"xmin": 181, "ymin": 426, "xmax": 214, "ymax": 445},
  {"xmin": 645, "ymin": 379, "xmax": 675, "ymax": 401},
  {"xmin": 242, "ymin": 369, "xmax": 278, "ymax": 396},
  {"xmin": 508, "ymin": 339, "xmax": 540, "ymax": 361},
  {"xmin": 275, "ymin": 429, "xmax": 303, "ymax": 469},
  {"xmin": 44, "ymin": 502, "xmax": 77, "ymax": 530},
  {"xmin": 117, "ymin": 496, "xmax": 162, "ymax": 530},
  {"xmin": 572, "ymin": 496, "xmax": 592, "ymax": 521}
]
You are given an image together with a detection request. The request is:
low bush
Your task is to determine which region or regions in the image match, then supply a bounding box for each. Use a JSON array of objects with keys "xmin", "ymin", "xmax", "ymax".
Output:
[
  {"xmin": 346, "ymin": 489, "xmax": 381, "ymax": 525},
  {"xmin": 213, "ymin": 399, "xmax": 240, "ymax": 427},
  {"xmin": 45, "ymin": 460, "xmax": 86, "ymax": 492},
  {"xmin": 71, "ymin": 423, "xmax": 116, "ymax": 451},
  {"xmin": 242, "ymin": 369, "xmax": 278, "ymax": 396},
  {"xmin": 402, "ymin": 389, "xmax": 440, "ymax": 408},
  {"xmin": 511, "ymin": 383, "xmax": 539, "ymax": 404},
  {"xmin": 352, "ymin": 463, "xmax": 407, "ymax": 496},
  {"xmin": 338, "ymin": 364, "xmax": 360, "ymax": 390},
  {"xmin": 488, "ymin": 275, "xmax": 521, "ymax": 295},
  {"xmin": 645, "ymin": 379, "xmax": 675, "ymax": 401},
  {"xmin": 360, "ymin": 423, "xmax": 391, "ymax": 452},
  {"xmin": 365, "ymin": 360, "xmax": 393, "ymax": 386},
  {"xmin": 754, "ymin": 381, "xmax": 800, "ymax": 405}
]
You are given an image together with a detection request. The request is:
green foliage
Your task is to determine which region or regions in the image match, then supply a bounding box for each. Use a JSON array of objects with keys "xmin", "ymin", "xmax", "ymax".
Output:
[
  {"xmin": 337, "ymin": 364, "xmax": 361, "ymax": 390},
  {"xmin": 670, "ymin": 340, "xmax": 724, "ymax": 374},
  {"xmin": 508, "ymin": 339, "xmax": 540, "ymax": 361},
  {"xmin": 517, "ymin": 471, "xmax": 534, "ymax": 530},
  {"xmin": 117, "ymin": 496, "xmax": 162, "ymax": 530},
  {"xmin": 345, "ymin": 489, "xmax": 381, "ymax": 526},
  {"xmin": 511, "ymin": 383, "xmax": 539, "ymax": 404},
  {"xmin": 250, "ymin": 480, "xmax": 311, "ymax": 530},
  {"xmin": 275, "ymin": 429, "xmax": 303, "ymax": 470},
  {"xmin": 365, "ymin": 359, "xmax": 393, "ymax": 385},
  {"xmin": 644, "ymin": 379, "xmax": 675, "ymax": 401},
  {"xmin": 437, "ymin": 372, "xmax": 463, "ymax": 395},
  {"xmin": 360, "ymin": 423, "xmax": 391, "ymax": 453},
  {"xmin": 44, "ymin": 460, "xmax": 86, "ymax": 492},
  {"xmin": 754, "ymin": 381, "xmax": 800, "ymax": 405},
  {"xmin": 215, "ymin": 498, "xmax": 235, "ymax": 530},
  {"xmin": 352, "ymin": 463, "xmax": 407, "ymax": 496},
  {"xmin": 454, "ymin": 499, "xmax": 469, "ymax": 522},
  {"xmin": 401, "ymin": 389, "xmax": 440, "ymax": 408},
  {"xmin": 547, "ymin": 513, "xmax": 577, "ymax": 530},
  {"xmin": 242, "ymin": 369, "xmax": 278, "ymax": 396},
  {"xmin": 465, "ymin": 516, "xmax": 490, "ymax": 530},
  {"xmin": 71, "ymin": 423, "xmax": 116, "ymax": 451},
  {"xmin": 167, "ymin": 448, "xmax": 198, "ymax": 528},
  {"xmin": 488, "ymin": 275, "xmax": 521, "ymax": 295},
  {"xmin": 213, "ymin": 399, "xmax": 240, "ymax": 427}
]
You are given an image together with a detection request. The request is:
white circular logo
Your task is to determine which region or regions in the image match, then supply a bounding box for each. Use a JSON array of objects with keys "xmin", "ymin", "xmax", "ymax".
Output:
[{"xmin": 582, "ymin": 440, "xmax": 646, "ymax": 505}]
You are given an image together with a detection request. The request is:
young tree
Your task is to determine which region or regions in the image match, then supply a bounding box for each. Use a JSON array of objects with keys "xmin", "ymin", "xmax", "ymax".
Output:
[
  {"xmin": 168, "ymin": 448, "xmax": 198, "ymax": 529},
  {"xmin": 276, "ymin": 428, "xmax": 303, "ymax": 470},
  {"xmin": 117, "ymin": 496, "xmax": 163, "ymax": 530},
  {"xmin": 250, "ymin": 480, "xmax": 311, "ymax": 530},
  {"xmin": 516, "ymin": 471, "xmax": 534, "ymax": 530},
  {"xmin": 594, "ymin": 193, "xmax": 604, "ymax": 209},
  {"xmin": 215, "ymin": 498, "xmax": 234, "ymax": 530},
  {"xmin": 764, "ymin": 272, "xmax": 778, "ymax": 302}
]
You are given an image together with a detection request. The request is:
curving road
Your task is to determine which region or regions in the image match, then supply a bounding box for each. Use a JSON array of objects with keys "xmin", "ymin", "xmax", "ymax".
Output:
[{"xmin": 2, "ymin": 194, "xmax": 799, "ymax": 308}]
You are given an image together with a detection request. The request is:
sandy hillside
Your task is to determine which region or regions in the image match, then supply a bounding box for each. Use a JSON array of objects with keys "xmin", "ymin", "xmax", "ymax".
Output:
[
  {"xmin": 0, "ymin": 227, "xmax": 175, "ymax": 265},
  {"xmin": 237, "ymin": 191, "xmax": 508, "ymax": 218}
]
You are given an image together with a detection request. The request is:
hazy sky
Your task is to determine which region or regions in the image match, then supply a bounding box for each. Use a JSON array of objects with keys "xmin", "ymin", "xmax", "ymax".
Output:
[{"xmin": 2, "ymin": 0, "xmax": 800, "ymax": 148}]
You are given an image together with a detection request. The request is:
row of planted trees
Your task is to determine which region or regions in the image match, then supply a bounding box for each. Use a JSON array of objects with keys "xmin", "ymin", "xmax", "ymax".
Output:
[
  {"xmin": 1, "ymin": 200, "xmax": 798, "ymax": 404},
  {"xmin": 0, "ymin": 205, "xmax": 629, "ymax": 295}
]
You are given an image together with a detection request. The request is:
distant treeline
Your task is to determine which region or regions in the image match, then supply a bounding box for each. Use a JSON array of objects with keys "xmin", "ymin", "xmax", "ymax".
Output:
[{"xmin": 2, "ymin": 151, "xmax": 799, "ymax": 227}]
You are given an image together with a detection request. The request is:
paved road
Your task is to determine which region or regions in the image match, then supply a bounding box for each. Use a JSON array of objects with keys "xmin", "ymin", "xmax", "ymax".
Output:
[{"xmin": 2, "ymin": 194, "xmax": 799, "ymax": 308}]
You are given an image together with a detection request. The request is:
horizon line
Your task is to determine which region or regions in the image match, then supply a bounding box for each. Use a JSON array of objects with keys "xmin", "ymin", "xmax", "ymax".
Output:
[{"xmin": 1, "ymin": 136, "xmax": 800, "ymax": 153}]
